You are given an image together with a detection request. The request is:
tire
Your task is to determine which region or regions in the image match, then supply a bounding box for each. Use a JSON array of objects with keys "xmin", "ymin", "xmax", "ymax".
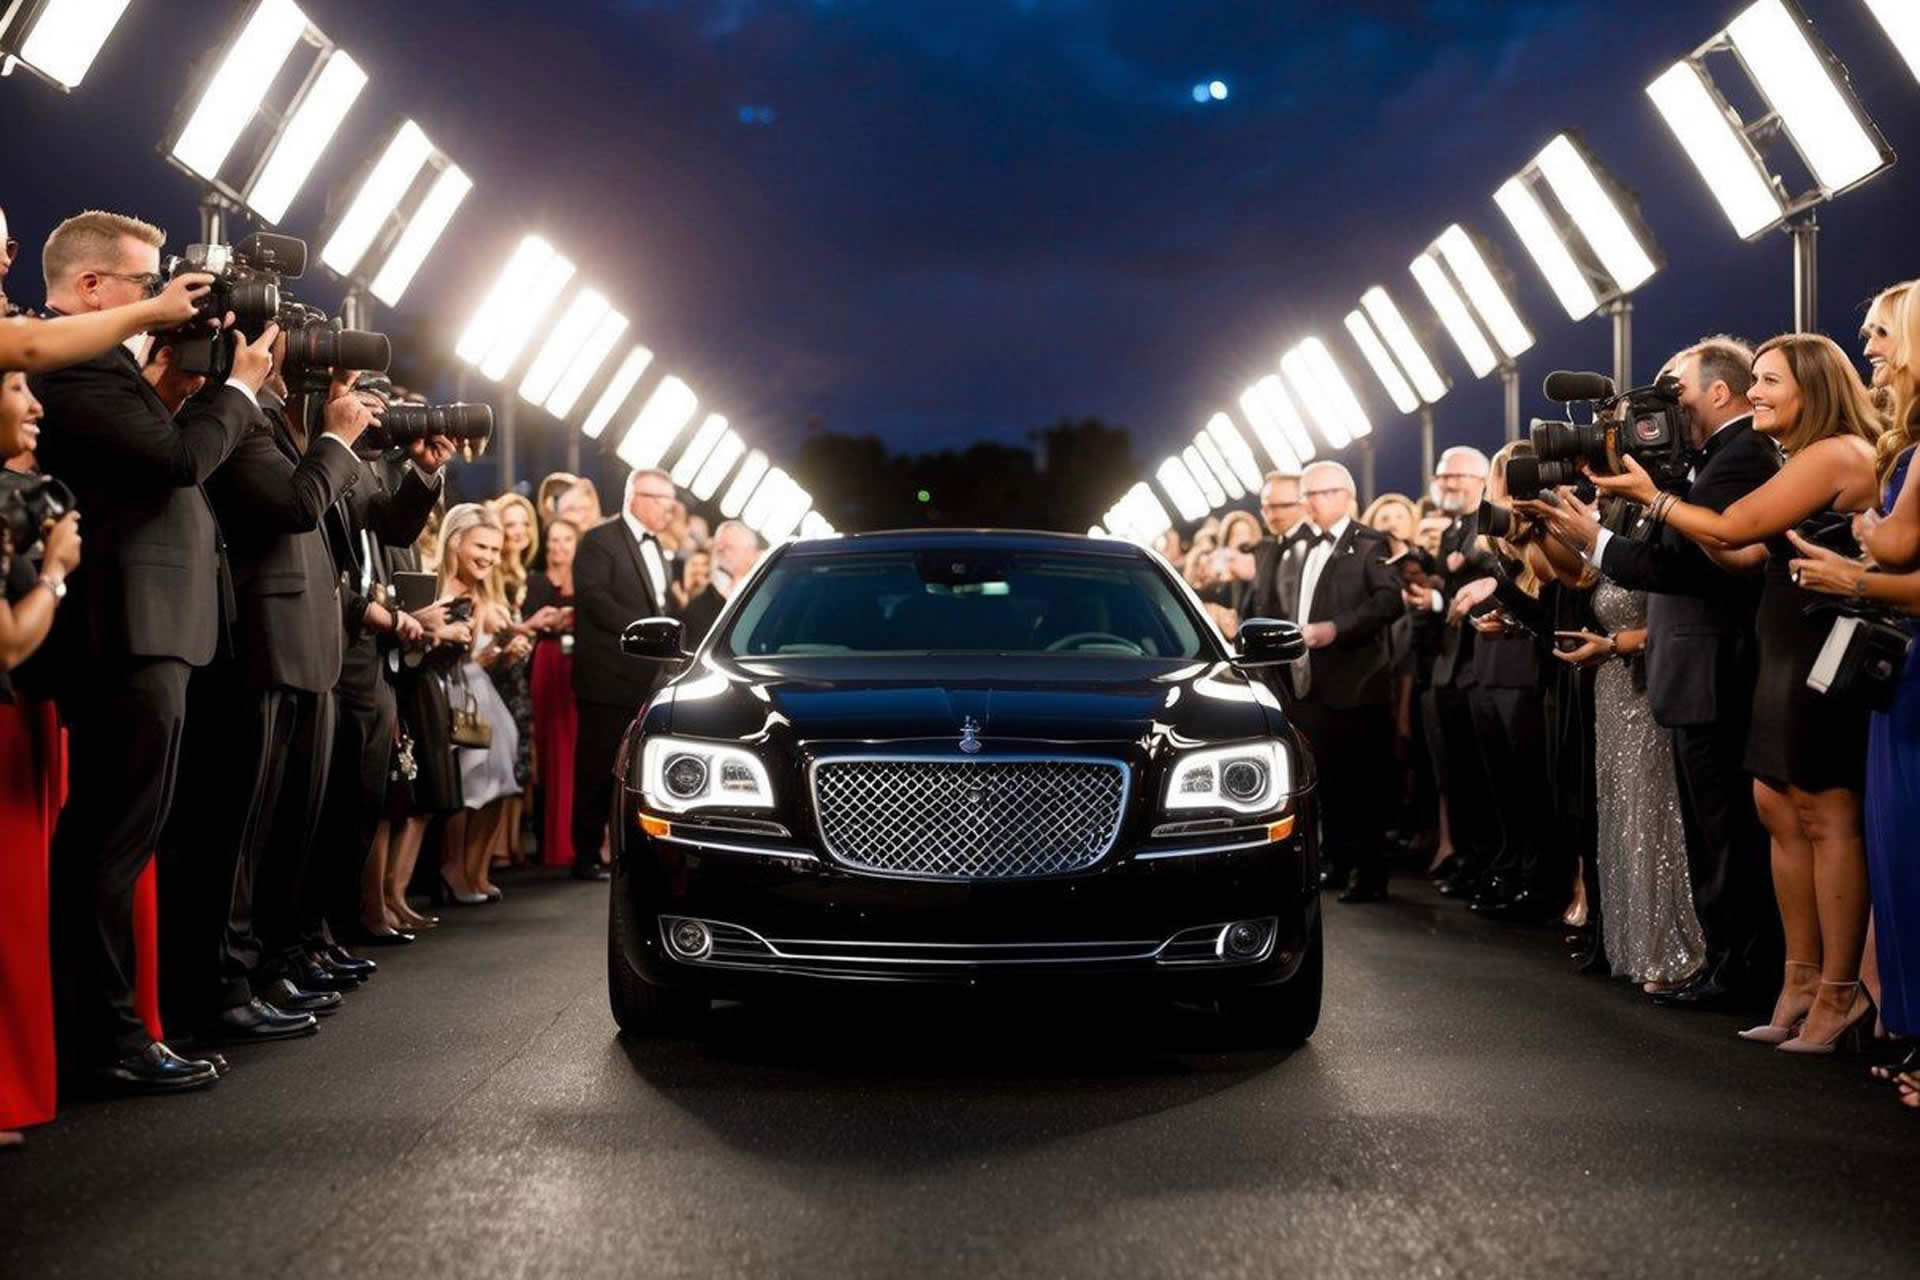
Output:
[
  {"xmin": 1219, "ymin": 913, "xmax": 1323, "ymax": 1046},
  {"xmin": 606, "ymin": 867, "xmax": 708, "ymax": 1036}
]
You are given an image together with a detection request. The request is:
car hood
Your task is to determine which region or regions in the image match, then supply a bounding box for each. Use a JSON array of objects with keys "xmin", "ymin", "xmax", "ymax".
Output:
[{"xmin": 656, "ymin": 654, "xmax": 1284, "ymax": 747}]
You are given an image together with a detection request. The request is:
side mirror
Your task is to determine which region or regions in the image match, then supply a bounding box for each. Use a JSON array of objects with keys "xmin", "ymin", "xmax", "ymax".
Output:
[
  {"xmin": 621, "ymin": 616, "xmax": 692, "ymax": 662},
  {"xmin": 1234, "ymin": 618, "xmax": 1307, "ymax": 667}
]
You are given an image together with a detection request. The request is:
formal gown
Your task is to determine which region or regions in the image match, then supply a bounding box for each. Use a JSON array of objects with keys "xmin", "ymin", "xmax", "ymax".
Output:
[
  {"xmin": 1868, "ymin": 448, "xmax": 1920, "ymax": 1036},
  {"xmin": 455, "ymin": 637, "xmax": 523, "ymax": 811},
  {"xmin": 489, "ymin": 606, "xmax": 535, "ymax": 788},
  {"xmin": 526, "ymin": 575, "xmax": 577, "ymax": 867},
  {"xmin": 1745, "ymin": 517, "xmax": 1871, "ymax": 792},
  {"xmin": 1591, "ymin": 583, "xmax": 1706, "ymax": 985}
]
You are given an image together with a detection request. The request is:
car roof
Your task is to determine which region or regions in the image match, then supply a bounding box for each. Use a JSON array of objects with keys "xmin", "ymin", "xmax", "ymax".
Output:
[{"xmin": 781, "ymin": 528, "xmax": 1143, "ymax": 557}]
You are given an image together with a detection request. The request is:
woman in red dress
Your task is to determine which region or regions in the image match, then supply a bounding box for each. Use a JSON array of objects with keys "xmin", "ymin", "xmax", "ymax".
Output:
[
  {"xmin": 526, "ymin": 518, "xmax": 579, "ymax": 867},
  {"xmin": 1, "ymin": 368, "xmax": 83, "ymax": 1143}
]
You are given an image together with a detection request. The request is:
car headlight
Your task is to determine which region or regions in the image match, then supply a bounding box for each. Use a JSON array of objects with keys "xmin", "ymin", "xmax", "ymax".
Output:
[
  {"xmin": 640, "ymin": 736, "xmax": 775, "ymax": 813},
  {"xmin": 1162, "ymin": 740, "xmax": 1289, "ymax": 814}
]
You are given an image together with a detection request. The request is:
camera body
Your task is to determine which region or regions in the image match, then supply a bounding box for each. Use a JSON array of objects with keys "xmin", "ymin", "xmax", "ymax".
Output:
[
  {"xmin": 156, "ymin": 232, "xmax": 307, "ymax": 379},
  {"xmin": 1527, "ymin": 372, "xmax": 1692, "ymax": 497},
  {"xmin": 0, "ymin": 473, "xmax": 75, "ymax": 559}
]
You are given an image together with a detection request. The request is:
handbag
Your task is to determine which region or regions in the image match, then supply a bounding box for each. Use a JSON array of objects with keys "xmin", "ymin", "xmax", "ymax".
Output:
[{"xmin": 449, "ymin": 667, "xmax": 494, "ymax": 749}]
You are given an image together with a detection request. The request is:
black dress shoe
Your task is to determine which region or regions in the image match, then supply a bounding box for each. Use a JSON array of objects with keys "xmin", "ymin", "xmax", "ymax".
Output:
[
  {"xmin": 203, "ymin": 1051, "xmax": 231, "ymax": 1077},
  {"xmin": 344, "ymin": 926, "xmax": 414, "ymax": 948},
  {"xmin": 322, "ymin": 944, "xmax": 379, "ymax": 976},
  {"xmin": 570, "ymin": 861, "xmax": 611, "ymax": 882},
  {"xmin": 97, "ymin": 1042, "xmax": 219, "ymax": 1093},
  {"xmin": 1337, "ymin": 882, "xmax": 1390, "ymax": 904},
  {"xmin": 198, "ymin": 998, "xmax": 319, "ymax": 1044},
  {"xmin": 257, "ymin": 977, "xmax": 344, "ymax": 1016},
  {"xmin": 1648, "ymin": 968, "xmax": 1734, "ymax": 1010},
  {"xmin": 1427, "ymin": 854, "xmax": 1461, "ymax": 883},
  {"xmin": 1473, "ymin": 887, "xmax": 1559, "ymax": 924},
  {"xmin": 293, "ymin": 955, "xmax": 364, "ymax": 992}
]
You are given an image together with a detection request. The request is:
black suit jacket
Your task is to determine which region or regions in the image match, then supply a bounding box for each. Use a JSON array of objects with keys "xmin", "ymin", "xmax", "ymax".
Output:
[
  {"xmin": 572, "ymin": 518, "xmax": 673, "ymax": 710},
  {"xmin": 324, "ymin": 451, "xmax": 442, "ymax": 646},
  {"xmin": 1597, "ymin": 418, "xmax": 1780, "ymax": 726},
  {"xmin": 29, "ymin": 346, "xmax": 258, "ymax": 676},
  {"xmin": 1428, "ymin": 511, "xmax": 1498, "ymax": 689},
  {"xmin": 1272, "ymin": 523, "xmax": 1403, "ymax": 709},
  {"xmin": 679, "ymin": 583, "xmax": 727, "ymax": 647},
  {"xmin": 207, "ymin": 410, "xmax": 361, "ymax": 693}
]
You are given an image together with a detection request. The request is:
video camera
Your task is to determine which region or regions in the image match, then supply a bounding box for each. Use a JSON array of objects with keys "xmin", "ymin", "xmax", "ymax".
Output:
[
  {"xmin": 0, "ymin": 473, "xmax": 75, "ymax": 559},
  {"xmin": 351, "ymin": 374, "xmax": 493, "ymax": 454},
  {"xmin": 1519, "ymin": 370, "xmax": 1692, "ymax": 499}
]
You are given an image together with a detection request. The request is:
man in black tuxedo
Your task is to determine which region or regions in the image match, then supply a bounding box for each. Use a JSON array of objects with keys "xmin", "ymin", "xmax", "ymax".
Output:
[
  {"xmin": 1528, "ymin": 338, "xmax": 1780, "ymax": 1008},
  {"xmin": 1263, "ymin": 461, "xmax": 1403, "ymax": 901},
  {"xmin": 1405, "ymin": 447, "xmax": 1500, "ymax": 897},
  {"xmin": 29, "ymin": 210, "xmax": 277, "ymax": 1091},
  {"xmin": 571, "ymin": 467, "xmax": 679, "ymax": 880},
  {"xmin": 680, "ymin": 519, "xmax": 761, "ymax": 644},
  {"xmin": 157, "ymin": 365, "xmax": 375, "ymax": 1043}
]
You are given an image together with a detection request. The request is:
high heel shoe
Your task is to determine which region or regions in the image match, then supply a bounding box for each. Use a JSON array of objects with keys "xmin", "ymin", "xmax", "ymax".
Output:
[
  {"xmin": 1869, "ymin": 1043, "xmax": 1920, "ymax": 1085},
  {"xmin": 1738, "ymin": 960, "xmax": 1821, "ymax": 1043},
  {"xmin": 435, "ymin": 874, "xmax": 487, "ymax": 907},
  {"xmin": 1778, "ymin": 982, "xmax": 1875, "ymax": 1055}
]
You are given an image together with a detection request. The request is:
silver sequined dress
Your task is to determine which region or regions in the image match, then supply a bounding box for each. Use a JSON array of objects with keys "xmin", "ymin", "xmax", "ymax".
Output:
[{"xmin": 1592, "ymin": 583, "xmax": 1706, "ymax": 984}]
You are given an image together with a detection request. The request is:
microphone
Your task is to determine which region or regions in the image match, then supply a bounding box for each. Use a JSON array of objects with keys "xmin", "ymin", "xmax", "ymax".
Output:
[{"xmin": 1542, "ymin": 370, "xmax": 1615, "ymax": 402}]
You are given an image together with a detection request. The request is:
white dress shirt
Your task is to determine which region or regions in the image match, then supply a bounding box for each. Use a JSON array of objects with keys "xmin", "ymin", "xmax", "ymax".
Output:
[
  {"xmin": 1297, "ymin": 516, "xmax": 1349, "ymax": 626},
  {"xmin": 622, "ymin": 507, "xmax": 668, "ymax": 605}
]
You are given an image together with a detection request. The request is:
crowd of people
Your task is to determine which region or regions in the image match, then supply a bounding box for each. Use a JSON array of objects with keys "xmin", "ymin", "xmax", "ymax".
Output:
[
  {"xmin": 0, "ymin": 207, "xmax": 761, "ymax": 1143},
  {"xmin": 1166, "ymin": 284, "xmax": 1920, "ymax": 1112}
]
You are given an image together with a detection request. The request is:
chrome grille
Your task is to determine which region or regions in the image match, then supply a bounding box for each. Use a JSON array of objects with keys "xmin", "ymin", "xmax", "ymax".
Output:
[{"xmin": 812, "ymin": 757, "xmax": 1128, "ymax": 880}]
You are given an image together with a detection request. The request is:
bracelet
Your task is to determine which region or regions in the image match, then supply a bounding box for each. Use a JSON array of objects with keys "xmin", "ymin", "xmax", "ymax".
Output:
[
  {"xmin": 1607, "ymin": 634, "xmax": 1619, "ymax": 658},
  {"xmin": 35, "ymin": 572, "xmax": 66, "ymax": 602}
]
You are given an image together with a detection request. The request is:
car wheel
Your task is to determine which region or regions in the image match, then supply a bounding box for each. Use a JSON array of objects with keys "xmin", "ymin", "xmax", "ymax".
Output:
[
  {"xmin": 1218, "ymin": 913, "xmax": 1322, "ymax": 1046},
  {"xmin": 606, "ymin": 864, "xmax": 709, "ymax": 1036}
]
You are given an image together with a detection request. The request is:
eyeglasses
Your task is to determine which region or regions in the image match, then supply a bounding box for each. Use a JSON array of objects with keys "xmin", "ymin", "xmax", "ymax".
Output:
[
  {"xmin": 1260, "ymin": 498, "xmax": 1302, "ymax": 509},
  {"xmin": 1303, "ymin": 487, "xmax": 1348, "ymax": 498},
  {"xmin": 1435, "ymin": 472, "xmax": 1481, "ymax": 482},
  {"xmin": 632, "ymin": 489, "xmax": 676, "ymax": 503},
  {"xmin": 94, "ymin": 270, "xmax": 164, "ymax": 294}
]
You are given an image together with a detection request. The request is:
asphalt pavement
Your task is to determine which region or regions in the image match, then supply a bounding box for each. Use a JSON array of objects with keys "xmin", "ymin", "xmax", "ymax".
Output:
[{"xmin": 4, "ymin": 868, "xmax": 1915, "ymax": 1279}]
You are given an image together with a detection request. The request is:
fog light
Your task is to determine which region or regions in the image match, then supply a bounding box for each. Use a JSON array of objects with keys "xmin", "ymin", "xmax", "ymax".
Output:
[
  {"xmin": 639, "ymin": 814, "xmax": 671, "ymax": 838},
  {"xmin": 666, "ymin": 918, "xmax": 712, "ymax": 960},
  {"xmin": 1223, "ymin": 920, "xmax": 1268, "ymax": 958}
]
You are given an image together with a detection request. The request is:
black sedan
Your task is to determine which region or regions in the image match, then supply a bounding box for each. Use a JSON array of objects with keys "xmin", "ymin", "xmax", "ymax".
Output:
[{"xmin": 607, "ymin": 529, "xmax": 1322, "ymax": 1042}]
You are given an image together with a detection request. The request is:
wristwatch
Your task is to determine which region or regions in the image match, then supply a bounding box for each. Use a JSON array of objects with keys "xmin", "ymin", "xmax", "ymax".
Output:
[{"xmin": 37, "ymin": 573, "xmax": 67, "ymax": 601}]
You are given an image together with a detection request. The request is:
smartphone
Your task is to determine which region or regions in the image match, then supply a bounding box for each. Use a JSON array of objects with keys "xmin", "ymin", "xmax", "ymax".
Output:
[
  {"xmin": 392, "ymin": 570, "xmax": 437, "ymax": 614},
  {"xmin": 1552, "ymin": 630, "xmax": 1587, "ymax": 653}
]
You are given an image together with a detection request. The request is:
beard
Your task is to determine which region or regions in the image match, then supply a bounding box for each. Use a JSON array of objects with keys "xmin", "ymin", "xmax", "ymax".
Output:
[{"xmin": 1438, "ymin": 492, "xmax": 1469, "ymax": 514}]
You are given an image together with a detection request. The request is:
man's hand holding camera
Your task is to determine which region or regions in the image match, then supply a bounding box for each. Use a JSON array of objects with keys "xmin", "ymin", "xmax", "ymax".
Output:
[
  {"xmin": 321, "ymin": 371, "xmax": 377, "ymax": 448},
  {"xmin": 139, "ymin": 272, "xmax": 217, "ymax": 331}
]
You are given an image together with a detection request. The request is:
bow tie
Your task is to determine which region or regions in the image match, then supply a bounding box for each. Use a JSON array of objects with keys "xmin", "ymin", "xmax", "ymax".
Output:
[{"xmin": 1305, "ymin": 530, "xmax": 1334, "ymax": 547}]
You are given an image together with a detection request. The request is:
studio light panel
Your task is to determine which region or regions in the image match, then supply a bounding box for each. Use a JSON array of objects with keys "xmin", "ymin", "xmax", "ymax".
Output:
[
  {"xmin": 1411, "ymin": 251, "xmax": 1497, "ymax": 379},
  {"xmin": 1359, "ymin": 288, "xmax": 1447, "ymax": 403},
  {"xmin": 246, "ymin": 49, "xmax": 366, "ymax": 224},
  {"xmin": 720, "ymin": 450, "xmax": 771, "ymax": 519},
  {"xmin": 1192, "ymin": 432, "xmax": 1245, "ymax": 500},
  {"xmin": 670, "ymin": 415, "xmax": 731, "ymax": 488},
  {"xmin": 520, "ymin": 289, "xmax": 613, "ymax": 408},
  {"xmin": 1645, "ymin": 62, "xmax": 1787, "ymax": 238},
  {"xmin": 580, "ymin": 347, "xmax": 654, "ymax": 440},
  {"xmin": 1203, "ymin": 413, "xmax": 1266, "ymax": 493},
  {"xmin": 1531, "ymin": 135, "xmax": 1658, "ymax": 298},
  {"xmin": 320, "ymin": 121, "xmax": 435, "ymax": 278},
  {"xmin": 1865, "ymin": 0, "xmax": 1920, "ymax": 83},
  {"xmin": 1344, "ymin": 310, "xmax": 1419, "ymax": 415},
  {"xmin": 171, "ymin": 0, "xmax": 308, "ymax": 183},
  {"xmin": 1156, "ymin": 457, "xmax": 1211, "ymax": 522},
  {"xmin": 615, "ymin": 375, "xmax": 698, "ymax": 470},
  {"xmin": 9, "ymin": 0, "xmax": 134, "ymax": 89},
  {"xmin": 1727, "ymin": 0, "xmax": 1889, "ymax": 195},
  {"xmin": 690, "ymin": 431, "xmax": 747, "ymax": 502},
  {"xmin": 1433, "ymin": 226, "xmax": 1532, "ymax": 362},
  {"xmin": 1494, "ymin": 177, "xmax": 1599, "ymax": 321},
  {"xmin": 1237, "ymin": 378, "xmax": 1310, "ymax": 473},
  {"xmin": 1182, "ymin": 446, "xmax": 1227, "ymax": 508}
]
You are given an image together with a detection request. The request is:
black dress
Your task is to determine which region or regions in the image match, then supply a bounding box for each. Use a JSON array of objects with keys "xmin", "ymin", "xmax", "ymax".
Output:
[
  {"xmin": 392, "ymin": 643, "xmax": 462, "ymax": 816},
  {"xmin": 1743, "ymin": 520, "xmax": 1870, "ymax": 792}
]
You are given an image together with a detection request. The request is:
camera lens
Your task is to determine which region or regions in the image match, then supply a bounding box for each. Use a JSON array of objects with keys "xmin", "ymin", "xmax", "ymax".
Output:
[
  {"xmin": 227, "ymin": 279, "xmax": 280, "ymax": 332},
  {"xmin": 664, "ymin": 754, "xmax": 708, "ymax": 799},
  {"xmin": 1221, "ymin": 759, "xmax": 1267, "ymax": 804}
]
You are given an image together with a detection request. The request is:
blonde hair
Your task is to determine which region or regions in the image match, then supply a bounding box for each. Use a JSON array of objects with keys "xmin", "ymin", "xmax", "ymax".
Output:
[
  {"xmin": 1484, "ymin": 441, "xmax": 1541, "ymax": 597},
  {"xmin": 1752, "ymin": 333, "xmax": 1883, "ymax": 458},
  {"xmin": 1217, "ymin": 510, "xmax": 1261, "ymax": 550},
  {"xmin": 43, "ymin": 210, "xmax": 165, "ymax": 292},
  {"xmin": 1882, "ymin": 286, "xmax": 1920, "ymax": 484},
  {"xmin": 489, "ymin": 492, "xmax": 539, "ymax": 609},
  {"xmin": 536, "ymin": 471, "xmax": 578, "ymax": 524},
  {"xmin": 437, "ymin": 503, "xmax": 508, "ymax": 625},
  {"xmin": 1362, "ymin": 492, "xmax": 1418, "ymax": 536}
]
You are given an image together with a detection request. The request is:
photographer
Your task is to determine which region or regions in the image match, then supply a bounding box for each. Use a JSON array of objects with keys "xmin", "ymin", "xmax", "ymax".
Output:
[
  {"xmin": 1589, "ymin": 334, "xmax": 1881, "ymax": 1053},
  {"xmin": 30, "ymin": 211, "xmax": 274, "ymax": 1094},
  {"xmin": 155, "ymin": 354, "xmax": 375, "ymax": 1046},
  {"xmin": 0, "ymin": 205, "xmax": 215, "ymax": 372},
  {"xmin": 311, "ymin": 400, "xmax": 452, "ymax": 953},
  {"xmin": 1, "ymin": 367, "xmax": 80, "ymax": 1140},
  {"xmin": 1521, "ymin": 339, "xmax": 1779, "ymax": 1014}
]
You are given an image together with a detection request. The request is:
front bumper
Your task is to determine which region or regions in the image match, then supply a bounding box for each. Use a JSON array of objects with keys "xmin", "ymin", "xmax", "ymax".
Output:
[{"xmin": 613, "ymin": 813, "xmax": 1319, "ymax": 999}]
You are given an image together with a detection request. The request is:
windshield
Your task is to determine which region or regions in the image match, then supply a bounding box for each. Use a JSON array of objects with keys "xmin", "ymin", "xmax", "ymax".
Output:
[{"xmin": 722, "ymin": 549, "xmax": 1209, "ymax": 659}]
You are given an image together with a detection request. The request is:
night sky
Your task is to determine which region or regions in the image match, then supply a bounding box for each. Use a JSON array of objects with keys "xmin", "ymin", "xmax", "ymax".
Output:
[{"xmin": 5, "ymin": 0, "xmax": 1919, "ymax": 505}]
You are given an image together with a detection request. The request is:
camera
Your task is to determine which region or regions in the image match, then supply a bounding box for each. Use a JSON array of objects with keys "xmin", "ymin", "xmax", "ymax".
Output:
[
  {"xmin": 352, "ymin": 375, "xmax": 493, "ymax": 453},
  {"xmin": 0, "ymin": 473, "xmax": 75, "ymax": 558},
  {"xmin": 1529, "ymin": 370, "xmax": 1693, "ymax": 495},
  {"xmin": 155, "ymin": 232, "xmax": 307, "ymax": 379},
  {"xmin": 277, "ymin": 301, "xmax": 392, "ymax": 396}
]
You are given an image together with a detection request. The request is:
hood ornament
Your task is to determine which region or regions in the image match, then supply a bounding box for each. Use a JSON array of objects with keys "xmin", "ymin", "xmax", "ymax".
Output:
[{"xmin": 958, "ymin": 716, "xmax": 983, "ymax": 754}]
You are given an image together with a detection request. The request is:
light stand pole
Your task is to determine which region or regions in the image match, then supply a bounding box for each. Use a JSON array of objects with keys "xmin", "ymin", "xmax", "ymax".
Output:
[
  {"xmin": 1788, "ymin": 209, "xmax": 1818, "ymax": 334},
  {"xmin": 1357, "ymin": 437, "xmax": 1376, "ymax": 506},
  {"xmin": 197, "ymin": 193, "xmax": 229, "ymax": 245},
  {"xmin": 1500, "ymin": 364, "xmax": 1520, "ymax": 443},
  {"xmin": 566, "ymin": 418, "xmax": 582, "ymax": 475},
  {"xmin": 339, "ymin": 288, "xmax": 369, "ymax": 333},
  {"xmin": 1418, "ymin": 404, "xmax": 1435, "ymax": 483},
  {"xmin": 498, "ymin": 393, "xmax": 518, "ymax": 494},
  {"xmin": 1607, "ymin": 298, "xmax": 1633, "ymax": 391}
]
